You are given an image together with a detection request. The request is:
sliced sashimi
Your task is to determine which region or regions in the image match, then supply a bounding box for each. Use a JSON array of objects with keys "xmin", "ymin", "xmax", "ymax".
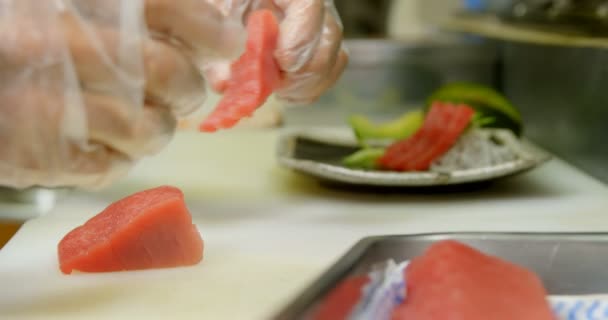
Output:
[
  {"xmin": 401, "ymin": 104, "xmax": 458, "ymax": 171},
  {"xmin": 388, "ymin": 103, "xmax": 453, "ymax": 171},
  {"xmin": 409, "ymin": 104, "xmax": 474, "ymax": 170},
  {"xmin": 57, "ymin": 186, "xmax": 204, "ymax": 274},
  {"xmin": 392, "ymin": 240, "xmax": 553, "ymax": 320},
  {"xmin": 380, "ymin": 130, "xmax": 423, "ymax": 170},
  {"xmin": 311, "ymin": 275, "xmax": 370, "ymax": 320},
  {"xmin": 200, "ymin": 9, "xmax": 281, "ymax": 132},
  {"xmin": 378, "ymin": 104, "xmax": 446, "ymax": 169},
  {"xmin": 384, "ymin": 103, "xmax": 459, "ymax": 171},
  {"xmin": 378, "ymin": 102, "xmax": 475, "ymax": 171}
]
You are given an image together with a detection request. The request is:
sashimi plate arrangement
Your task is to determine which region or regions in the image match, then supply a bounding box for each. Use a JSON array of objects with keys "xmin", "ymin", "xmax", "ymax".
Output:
[{"xmin": 277, "ymin": 83, "xmax": 552, "ymax": 187}]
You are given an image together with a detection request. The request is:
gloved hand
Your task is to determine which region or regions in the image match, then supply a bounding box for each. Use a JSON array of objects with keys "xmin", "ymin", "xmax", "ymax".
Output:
[
  {"xmin": 204, "ymin": 0, "xmax": 348, "ymax": 104},
  {"xmin": 0, "ymin": 0, "xmax": 245, "ymax": 190}
]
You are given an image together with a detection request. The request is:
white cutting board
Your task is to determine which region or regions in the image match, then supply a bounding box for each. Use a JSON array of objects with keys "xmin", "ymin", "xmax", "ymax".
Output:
[{"xmin": 2, "ymin": 131, "xmax": 608, "ymax": 320}]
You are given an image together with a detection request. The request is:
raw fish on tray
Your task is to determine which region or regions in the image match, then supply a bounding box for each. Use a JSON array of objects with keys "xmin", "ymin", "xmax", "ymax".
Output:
[
  {"xmin": 392, "ymin": 240, "xmax": 553, "ymax": 320},
  {"xmin": 311, "ymin": 240, "xmax": 555, "ymax": 320}
]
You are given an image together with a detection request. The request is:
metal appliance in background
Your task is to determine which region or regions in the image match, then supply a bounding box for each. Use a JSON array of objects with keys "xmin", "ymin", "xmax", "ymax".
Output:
[
  {"xmin": 498, "ymin": 0, "xmax": 608, "ymax": 34},
  {"xmin": 333, "ymin": 0, "xmax": 392, "ymax": 37},
  {"xmin": 284, "ymin": 38, "xmax": 500, "ymax": 126},
  {"xmin": 465, "ymin": 0, "xmax": 608, "ymax": 182}
]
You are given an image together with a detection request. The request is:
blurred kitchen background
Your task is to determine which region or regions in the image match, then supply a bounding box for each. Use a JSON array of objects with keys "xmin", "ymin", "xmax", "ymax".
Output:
[{"xmin": 283, "ymin": 0, "xmax": 608, "ymax": 184}]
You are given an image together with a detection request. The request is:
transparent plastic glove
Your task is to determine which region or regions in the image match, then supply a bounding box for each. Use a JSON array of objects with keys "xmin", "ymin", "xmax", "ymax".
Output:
[
  {"xmin": 204, "ymin": 0, "xmax": 348, "ymax": 104},
  {"xmin": 0, "ymin": 0, "xmax": 244, "ymax": 190}
]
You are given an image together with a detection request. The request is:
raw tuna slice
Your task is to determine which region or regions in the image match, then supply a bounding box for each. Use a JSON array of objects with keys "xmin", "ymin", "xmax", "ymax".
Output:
[
  {"xmin": 311, "ymin": 275, "xmax": 370, "ymax": 320},
  {"xmin": 380, "ymin": 103, "xmax": 450, "ymax": 170},
  {"xmin": 409, "ymin": 104, "xmax": 475, "ymax": 170},
  {"xmin": 200, "ymin": 9, "xmax": 281, "ymax": 132},
  {"xmin": 58, "ymin": 186, "xmax": 204, "ymax": 275},
  {"xmin": 378, "ymin": 102, "xmax": 475, "ymax": 171},
  {"xmin": 392, "ymin": 240, "xmax": 554, "ymax": 320}
]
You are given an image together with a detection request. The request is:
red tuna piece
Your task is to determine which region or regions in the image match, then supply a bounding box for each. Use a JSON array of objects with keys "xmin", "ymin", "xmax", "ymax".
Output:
[
  {"xmin": 58, "ymin": 186, "xmax": 204, "ymax": 274},
  {"xmin": 379, "ymin": 102, "xmax": 475, "ymax": 171},
  {"xmin": 200, "ymin": 9, "xmax": 281, "ymax": 132},
  {"xmin": 392, "ymin": 240, "xmax": 554, "ymax": 320}
]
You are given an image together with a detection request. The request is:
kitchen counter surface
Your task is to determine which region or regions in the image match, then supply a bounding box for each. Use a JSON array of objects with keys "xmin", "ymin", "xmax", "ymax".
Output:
[{"xmin": 1, "ymin": 130, "xmax": 608, "ymax": 320}]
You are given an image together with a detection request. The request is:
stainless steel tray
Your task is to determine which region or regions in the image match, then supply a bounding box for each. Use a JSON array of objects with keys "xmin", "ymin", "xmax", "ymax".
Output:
[
  {"xmin": 274, "ymin": 232, "xmax": 608, "ymax": 320},
  {"xmin": 276, "ymin": 128, "xmax": 552, "ymax": 188}
]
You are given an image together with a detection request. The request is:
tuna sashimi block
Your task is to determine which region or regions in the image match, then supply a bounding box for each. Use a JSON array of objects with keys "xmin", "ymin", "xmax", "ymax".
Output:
[
  {"xmin": 200, "ymin": 9, "xmax": 281, "ymax": 132},
  {"xmin": 58, "ymin": 186, "xmax": 204, "ymax": 275},
  {"xmin": 392, "ymin": 240, "xmax": 554, "ymax": 320}
]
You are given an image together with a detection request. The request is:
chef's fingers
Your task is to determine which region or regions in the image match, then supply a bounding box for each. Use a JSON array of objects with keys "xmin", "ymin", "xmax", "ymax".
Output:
[
  {"xmin": 144, "ymin": 0, "xmax": 247, "ymax": 64},
  {"xmin": 201, "ymin": 61, "xmax": 232, "ymax": 93},
  {"xmin": 0, "ymin": 84, "xmax": 131, "ymax": 190},
  {"xmin": 61, "ymin": 15, "xmax": 206, "ymax": 117},
  {"xmin": 83, "ymin": 92, "xmax": 175, "ymax": 160},
  {"xmin": 272, "ymin": 0, "xmax": 325, "ymax": 72},
  {"xmin": 0, "ymin": 12, "xmax": 205, "ymax": 118},
  {"xmin": 275, "ymin": 6, "xmax": 343, "ymax": 103},
  {"xmin": 284, "ymin": 47, "xmax": 347, "ymax": 104},
  {"xmin": 0, "ymin": 0, "xmax": 185, "ymax": 190},
  {"xmin": 320, "ymin": 47, "xmax": 348, "ymax": 94}
]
